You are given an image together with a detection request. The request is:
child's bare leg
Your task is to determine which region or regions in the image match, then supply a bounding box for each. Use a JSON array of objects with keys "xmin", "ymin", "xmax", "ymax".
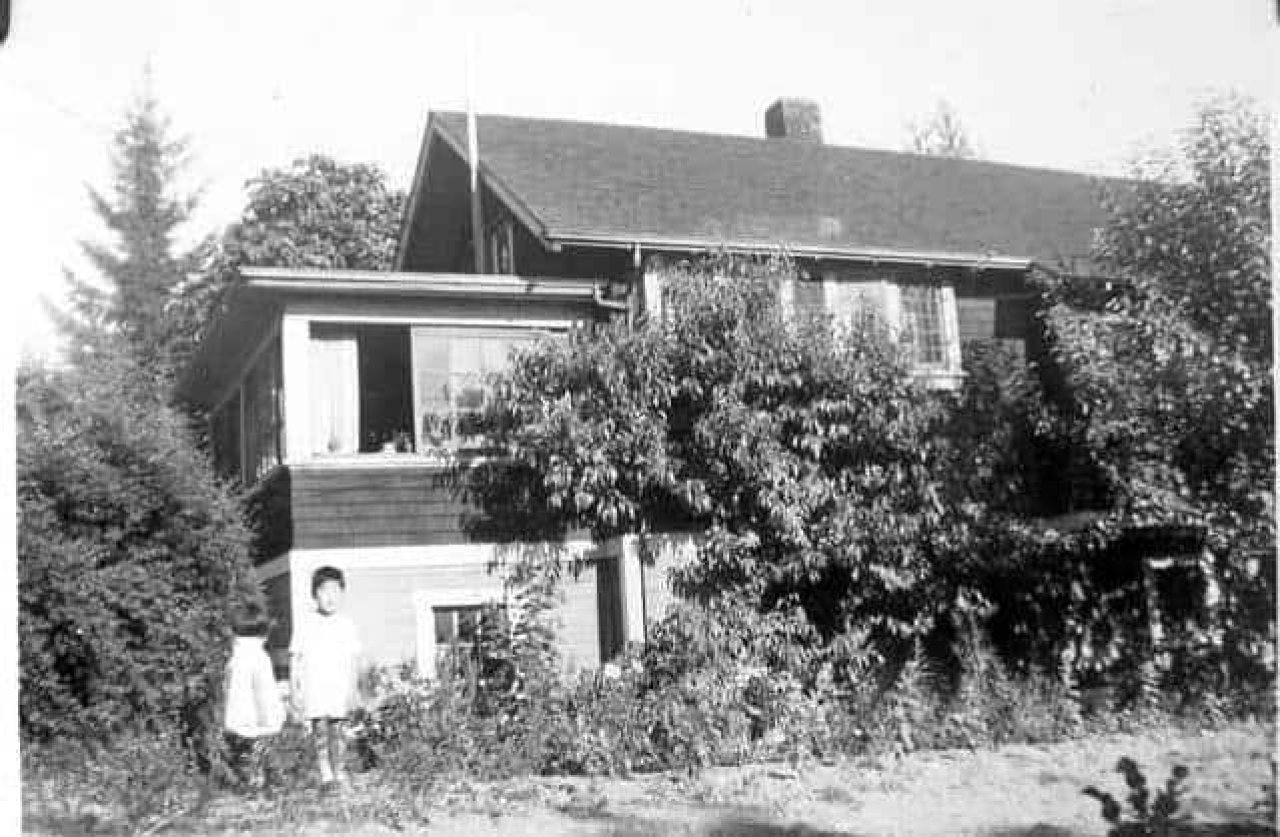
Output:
[
  {"xmin": 311, "ymin": 720, "xmax": 335, "ymax": 785},
  {"xmin": 326, "ymin": 720, "xmax": 349, "ymax": 789}
]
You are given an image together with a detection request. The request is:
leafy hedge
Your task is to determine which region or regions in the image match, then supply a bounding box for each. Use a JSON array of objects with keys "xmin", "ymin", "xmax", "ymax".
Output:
[{"xmin": 18, "ymin": 349, "xmax": 259, "ymax": 746}]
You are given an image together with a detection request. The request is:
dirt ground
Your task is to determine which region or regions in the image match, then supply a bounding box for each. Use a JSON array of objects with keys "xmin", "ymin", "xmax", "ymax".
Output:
[{"xmin": 26, "ymin": 722, "xmax": 1276, "ymax": 836}]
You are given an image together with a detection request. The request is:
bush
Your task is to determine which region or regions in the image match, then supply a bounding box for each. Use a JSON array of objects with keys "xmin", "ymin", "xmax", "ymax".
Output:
[{"xmin": 18, "ymin": 349, "xmax": 258, "ymax": 748}]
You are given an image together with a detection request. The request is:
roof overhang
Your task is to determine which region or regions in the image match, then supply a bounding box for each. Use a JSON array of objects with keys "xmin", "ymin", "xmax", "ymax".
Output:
[
  {"xmin": 178, "ymin": 267, "xmax": 611, "ymax": 406},
  {"xmin": 237, "ymin": 266, "xmax": 603, "ymax": 300},
  {"xmin": 542, "ymin": 230, "xmax": 1035, "ymax": 271}
]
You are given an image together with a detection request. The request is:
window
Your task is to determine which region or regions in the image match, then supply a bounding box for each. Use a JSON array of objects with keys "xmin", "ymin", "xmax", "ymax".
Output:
[
  {"xmin": 208, "ymin": 335, "xmax": 284, "ymax": 484},
  {"xmin": 243, "ymin": 338, "xmax": 283, "ymax": 481},
  {"xmin": 307, "ymin": 322, "xmax": 547, "ymax": 459},
  {"xmin": 434, "ymin": 605, "xmax": 485, "ymax": 650},
  {"xmin": 486, "ymin": 218, "xmax": 515, "ymax": 275},
  {"xmin": 411, "ymin": 327, "xmax": 543, "ymax": 454},
  {"xmin": 780, "ymin": 275, "xmax": 962, "ymax": 386},
  {"xmin": 413, "ymin": 591, "xmax": 507, "ymax": 678},
  {"xmin": 899, "ymin": 284, "xmax": 948, "ymax": 368}
]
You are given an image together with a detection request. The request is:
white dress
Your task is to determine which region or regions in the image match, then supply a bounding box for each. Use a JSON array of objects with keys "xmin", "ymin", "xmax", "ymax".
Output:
[
  {"xmin": 290, "ymin": 610, "xmax": 362, "ymax": 719},
  {"xmin": 224, "ymin": 636, "xmax": 285, "ymax": 737}
]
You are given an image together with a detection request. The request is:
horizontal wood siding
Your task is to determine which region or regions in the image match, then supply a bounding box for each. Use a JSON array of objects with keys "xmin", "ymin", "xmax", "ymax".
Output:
[
  {"xmin": 290, "ymin": 465, "xmax": 484, "ymax": 549},
  {"xmin": 297, "ymin": 560, "xmax": 602, "ymax": 674},
  {"xmin": 956, "ymin": 297, "xmax": 997, "ymax": 343},
  {"xmin": 342, "ymin": 562, "xmax": 505, "ymax": 669}
]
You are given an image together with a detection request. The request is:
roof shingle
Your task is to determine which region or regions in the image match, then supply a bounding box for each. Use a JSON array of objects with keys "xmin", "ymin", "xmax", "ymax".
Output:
[{"xmin": 432, "ymin": 111, "xmax": 1125, "ymax": 270}]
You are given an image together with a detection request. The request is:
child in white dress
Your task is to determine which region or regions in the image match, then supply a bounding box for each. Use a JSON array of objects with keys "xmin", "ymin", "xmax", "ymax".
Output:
[
  {"xmin": 223, "ymin": 602, "xmax": 285, "ymax": 790},
  {"xmin": 290, "ymin": 566, "xmax": 362, "ymax": 792}
]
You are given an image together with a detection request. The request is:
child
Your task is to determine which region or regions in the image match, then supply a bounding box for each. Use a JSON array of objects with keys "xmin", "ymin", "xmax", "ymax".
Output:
[
  {"xmin": 290, "ymin": 566, "xmax": 363, "ymax": 793},
  {"xmin": 223, "ymin": 601, "xmax": 285, "ymax": 791}
]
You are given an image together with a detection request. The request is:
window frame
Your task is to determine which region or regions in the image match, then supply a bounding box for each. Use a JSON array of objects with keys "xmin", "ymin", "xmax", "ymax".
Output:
[
  {"xmin": 412, "ymin": 588, "xmax": 507, "ymax": 678},
  {"xmin": 780, "ymin": 274, "xmax": 964, "ymax": 388}
]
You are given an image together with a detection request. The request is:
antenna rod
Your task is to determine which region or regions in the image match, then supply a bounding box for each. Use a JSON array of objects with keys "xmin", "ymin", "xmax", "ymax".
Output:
[{"xmin": 466, "ymin": 37, "xmax": 485, "ymax": 274}]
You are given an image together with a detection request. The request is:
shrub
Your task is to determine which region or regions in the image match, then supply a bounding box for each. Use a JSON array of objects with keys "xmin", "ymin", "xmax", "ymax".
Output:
[{"xmin": 18, "ymin": 350, "xmax": 258, "ymax": 749}]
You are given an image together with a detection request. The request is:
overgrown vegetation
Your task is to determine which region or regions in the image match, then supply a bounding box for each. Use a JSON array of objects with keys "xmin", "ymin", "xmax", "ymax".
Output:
[{"xmin": 18, "ymin": 350, "xmax": 260, "ymax": 747}]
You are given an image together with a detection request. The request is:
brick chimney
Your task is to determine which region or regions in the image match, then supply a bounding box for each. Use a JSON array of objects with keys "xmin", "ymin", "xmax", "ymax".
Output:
[{"xmin": 765, "ymin": 98, "xmax": 823, "ymax": 143}]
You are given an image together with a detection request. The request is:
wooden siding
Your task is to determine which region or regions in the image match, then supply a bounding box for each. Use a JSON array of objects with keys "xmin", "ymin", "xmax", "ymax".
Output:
[
  {"xmin": 285, "ymin": 557, "xmax": 605, "ymax": 674},
  {"xmin": 290, "ymin": 465, "xmax": 484, "ymax": 549},
  {"xmin": 342, "ymin": 562, "xmax": 504, "ymax": 669}
]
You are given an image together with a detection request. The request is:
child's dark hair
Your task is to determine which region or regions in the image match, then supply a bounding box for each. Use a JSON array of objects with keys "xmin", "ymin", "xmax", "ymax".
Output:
[
  {"xmin": 231, "ymin": 601, "xmax": 272, "ymax": 637},
  {"xmin": 311, "ymin": 565, "xmax": 346, "ymax": 596}
]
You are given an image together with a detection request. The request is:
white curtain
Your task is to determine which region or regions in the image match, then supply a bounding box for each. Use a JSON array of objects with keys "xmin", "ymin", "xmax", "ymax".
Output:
[{"xmin": 309, "ymin": 327, "xmax": 359, "ymax": 455}]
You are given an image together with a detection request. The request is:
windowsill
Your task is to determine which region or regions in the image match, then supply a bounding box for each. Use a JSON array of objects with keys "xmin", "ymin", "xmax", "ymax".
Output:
[{"xmin": 911, "ymin": 368, "xmax": 966, "ymax": 391}]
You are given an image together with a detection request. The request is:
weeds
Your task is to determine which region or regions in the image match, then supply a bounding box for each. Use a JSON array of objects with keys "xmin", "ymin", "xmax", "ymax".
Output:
[{"xmin": 1083, "ymin": 757, "xmax": 1192, "ymax": 836}]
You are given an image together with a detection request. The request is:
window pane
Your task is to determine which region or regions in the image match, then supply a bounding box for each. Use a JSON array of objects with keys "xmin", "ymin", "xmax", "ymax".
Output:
[
  {"xmin": 412, "ymin": 328, "xmax": 546, "ymax": 453},
  {"xmin": 457, "ymin": 608, "xmax": 480, "ymax": 644},
  {"xmin": 900, "ymin": 285, "xmax": 946, "ymax": 366},
  {"xmin": 308, "ymin": 325, "xmax": 360, "ymax": 454},
  {"xmin": 434, "ymin": 608, "xmax": 455, "ymax": 644}
]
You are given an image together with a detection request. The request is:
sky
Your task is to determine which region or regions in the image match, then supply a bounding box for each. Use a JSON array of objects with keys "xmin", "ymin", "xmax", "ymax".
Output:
[{"xmin": 0, "ymin": 0, "xmax": 1274, "ymax": 363}]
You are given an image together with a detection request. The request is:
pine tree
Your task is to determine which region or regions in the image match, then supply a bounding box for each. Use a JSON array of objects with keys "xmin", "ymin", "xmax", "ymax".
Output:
[{"xmin": 60, "ymin": 82, "xmax": 199, "ymax": 372}]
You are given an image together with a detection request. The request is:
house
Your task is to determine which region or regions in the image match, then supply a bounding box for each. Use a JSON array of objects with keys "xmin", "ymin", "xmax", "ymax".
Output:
[{"xmin": 181, "ymin": 98, "xmax": 1121, "ymax": 678}]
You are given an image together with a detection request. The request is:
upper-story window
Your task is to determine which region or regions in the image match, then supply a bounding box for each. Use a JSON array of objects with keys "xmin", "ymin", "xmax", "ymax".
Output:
[
  {"xmin": 486, "ymin": 217, "xmax": 515, "ymax": 275},
  {"xmin": 307, "ymin": 322, "xmax": 546, "ymax": 459},
  {"xmin": 209, "ymin": 336, "xmax": 283, "ymax": 483},
  {"xmin": 781, "ymin": 274, "xmax": 963, "ymax": 387},
  {"xmin": 899, "ymin": 284, "xmax": 949, "ymax": 369}
]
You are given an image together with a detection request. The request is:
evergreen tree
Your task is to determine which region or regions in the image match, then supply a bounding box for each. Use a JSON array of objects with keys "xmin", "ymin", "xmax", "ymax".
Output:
[{"xmin": 60, "ymin": 82, "xmax": 199, "ymax": 372}]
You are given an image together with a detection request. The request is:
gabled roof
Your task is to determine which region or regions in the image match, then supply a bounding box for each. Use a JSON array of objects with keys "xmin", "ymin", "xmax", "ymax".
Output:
[{"xmin": 403, "ymin": 110, "xmax": 1128, "ymax": 272}]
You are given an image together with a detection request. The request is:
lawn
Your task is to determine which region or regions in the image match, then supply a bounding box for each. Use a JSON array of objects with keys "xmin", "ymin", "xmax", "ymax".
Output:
[{"xmin": 25, "ymin": 722, "xmax": 1274, "ymax": 836}]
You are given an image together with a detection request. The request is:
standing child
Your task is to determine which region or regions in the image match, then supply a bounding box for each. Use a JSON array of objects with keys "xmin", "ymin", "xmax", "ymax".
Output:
[
  {"xmin": 290, "ymin": 566, "xmax": 363, "ymax": 793},
  {"xmin": 223, "ymin": 601, "xmax": 285, "ymax": 791}
]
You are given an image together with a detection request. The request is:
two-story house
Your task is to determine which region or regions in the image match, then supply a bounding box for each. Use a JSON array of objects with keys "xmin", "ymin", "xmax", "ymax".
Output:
[{"xmin": 180, "ymin": 98, "xmax": 1121, "ymax": 677}]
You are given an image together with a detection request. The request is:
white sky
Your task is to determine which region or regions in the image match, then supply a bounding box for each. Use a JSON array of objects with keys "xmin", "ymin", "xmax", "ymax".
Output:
[{"xmin": 0, "ymin": 0, "xmax": 1274, "ymax": 363}]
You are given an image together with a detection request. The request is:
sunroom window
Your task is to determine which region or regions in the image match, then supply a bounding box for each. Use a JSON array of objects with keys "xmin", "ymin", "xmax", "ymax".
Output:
[
  {"xmin": 307, "ymin": 322, "xmax": 545, "ymax": 458},
  {"xmin": 209, "ymin": 336, "xmax": 283, "ymax": 483}
]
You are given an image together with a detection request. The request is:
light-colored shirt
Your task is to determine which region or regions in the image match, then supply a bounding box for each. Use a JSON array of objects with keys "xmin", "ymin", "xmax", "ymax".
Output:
[
  {"xmin": 224, "ymin": 636, "xmax": 285, "ymax": 738},
  {"xmin": 289, "ymin": 610, "xmax": 362, "ymax": 719}
]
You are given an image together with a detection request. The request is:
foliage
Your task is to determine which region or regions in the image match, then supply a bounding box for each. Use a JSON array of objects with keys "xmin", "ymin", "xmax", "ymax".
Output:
[
  {"xmin": 1083, "ymin": 758, "xmax": 1192, "ymax": 836},
  {"xmin": 907, "ymin": 100, "xmax": 978, "ymax": 159},
  {"xmin": 22, "ymin": 732, "xmax": 207, "ymax": 837},
  {"xmin": 58, "ymin": 83, "xmax": 201, "ymax": 373},
  {"xmin": 470, "ymin": 253, "xmax": 993, "ymax": 663},
  {"xmin": 1032, "ymin": 94, "xmax": 1274, "ymax": 697},
  {"xmin": 17, "ymin": 347, "xmax": 259, "ymax": 746},
  {"xmin": 170, "ymin": 154, "xmax": 406, "ymax": 368}
]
